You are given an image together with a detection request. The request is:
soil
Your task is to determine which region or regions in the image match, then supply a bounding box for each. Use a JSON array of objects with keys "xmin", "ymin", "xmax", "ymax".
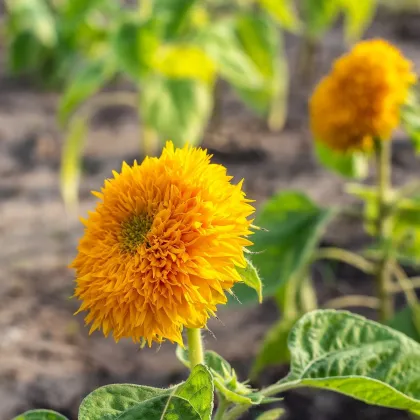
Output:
[{"xmin": 1, "ymin": 8, "xmax": 420, "ymax": 420}]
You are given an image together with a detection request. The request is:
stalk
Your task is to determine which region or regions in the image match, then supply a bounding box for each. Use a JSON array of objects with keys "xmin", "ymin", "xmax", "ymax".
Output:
[{"xmin": 186, "ymin": 328, "xmax": 204, "ymax": 368}]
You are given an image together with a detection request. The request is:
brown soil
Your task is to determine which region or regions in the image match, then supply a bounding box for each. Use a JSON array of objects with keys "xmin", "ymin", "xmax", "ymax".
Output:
[{"xmin": 1, "ymin": 9, "xmax": 420, "ymax": 420}]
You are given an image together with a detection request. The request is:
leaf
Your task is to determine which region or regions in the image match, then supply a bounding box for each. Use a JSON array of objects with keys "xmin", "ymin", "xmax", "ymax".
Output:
[
  {"xmin": 78, "ymin": 383, "xmax": 171, "ymax": 420},
  {"xmin": 236, "ymin": 259, "xmax": 263, "ymax": 303},
  {"xmin": 116, "ymin": 394, "xmax": 201, "ymax": 420},
  {"xmin": 233, "ymin": 13, "xmax": 288, "ymax": 130},
  {"xmin": 153, "ymin": 0, "xmax": 198, "ymax": 39},
  {"xmin": 197, "ymin": 20, "xmax": 264, "ymax": 89},
  {"xmin": 60, "ymin": 116, "xmax": 87, "ymax": 211},
  {"xmin": 256, "ymin": 408, "xmax": 285, "ymax": 420},
  {"xmin": 231, "ymin": 191, "xmax": 334, "ymax": 305},
  {"xmin": 257, "ymin": 0, "xmax": 300, "ymax": 32},
  {"xmin": 141, "ymin": 76, "xmax": 212, "ymax": 147},
  {"xmin": 252, "ymin": 316, "xmax": 298, "ymax": 378},
  {"xmin": 59, "ymin": 58, "xmax": 116, "ymax": 125},
  {"xmin": 13, "ymin": 410, "xmax": 69, "ymax": 420},
  {"xmin": 281, "ymin": 310, "xmax": 420, "ymax": 414},
  {"xmin": 339, "ymin": 0, "xmax": 377, "ymax": 42},
  {"xmin": 315, "ymin": 141, "xmax": 369, "ymax": 179},
  {"xmin": 401, "ymin": 86, "xmax": 420, "ymax": 154},
  {"xmin": 176, "ymin": 365, "xmax": 214, "ymax": 420},
  {"xmin": 388, "ymin": 304, "xmax": 420, "ymax": 343},
  {"xmin": 301, "ymin": 0, "xmax": 340, "ymax": 39},
  {"xmin": 112, "ymin": 17, "xmax": 159, "ymax": 81}
]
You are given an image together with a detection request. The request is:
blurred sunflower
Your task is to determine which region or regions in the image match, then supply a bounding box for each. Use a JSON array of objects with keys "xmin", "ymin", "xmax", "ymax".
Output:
[
  {"xmin": 310, "ymin": 39, "xmax": 416, "ymax": 152},
  {"xmin": 71, "ymin": 142, "xmax": 254, "ymax": 346}
]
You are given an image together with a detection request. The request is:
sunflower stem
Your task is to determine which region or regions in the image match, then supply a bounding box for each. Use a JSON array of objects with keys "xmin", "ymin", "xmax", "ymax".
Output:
[
  {"xmin": 187, "ymin": 328, "xmax": 204, "ymax": 369},
  {"xmin": 374, "ymin": 139, "xmax": 394, "ymax": 323}
]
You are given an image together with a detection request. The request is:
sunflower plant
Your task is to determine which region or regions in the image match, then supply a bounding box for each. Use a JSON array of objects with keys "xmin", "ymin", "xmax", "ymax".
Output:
[{"xmin": 12, "ymin": 141, "xmax": 420, "ymax": 420}]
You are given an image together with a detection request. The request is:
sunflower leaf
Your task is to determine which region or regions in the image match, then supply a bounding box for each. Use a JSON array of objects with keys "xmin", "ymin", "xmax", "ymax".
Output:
[
  {"xmin": 13, "ymin": 410, "xmax": 69, "ymax": 420},
  {"xmin": 236, "ymin": 258, "xmax": 263, "ymax": 303}
]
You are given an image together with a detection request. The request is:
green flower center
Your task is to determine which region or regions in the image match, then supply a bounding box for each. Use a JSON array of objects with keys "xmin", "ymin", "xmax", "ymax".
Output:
[{"xmin": 120, "ymin": 214, "xmax": 153, "ymax": 254}]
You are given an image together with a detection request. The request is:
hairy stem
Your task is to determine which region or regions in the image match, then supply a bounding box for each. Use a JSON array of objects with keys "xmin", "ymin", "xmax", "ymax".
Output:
[
  {"xmin": 375, "ymin": 140, "xmax": 394, "ymax": 322},
  {"xmin": 186, "ymin": 328, "xmax": 204, "ymax": 369}
]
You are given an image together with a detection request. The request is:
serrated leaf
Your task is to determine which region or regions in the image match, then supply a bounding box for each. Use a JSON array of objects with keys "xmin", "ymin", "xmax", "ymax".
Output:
[
  {"xmin": 112, "ymin": 18, "xmax": 159, "ymax": 81},
  {"xmin": 176, "ymin": 365, "xmax": 214, "ymax": 420},
  {"xmin": 78, "ymin": 383, "xmax": 171, "ymax": 420},
  {"xmin": 59, "ymin": 58, "xmax": 116, "ymax": 125},
  {"xmin": 257, "ymin": 0, "xmax": 300, "ymax": 32},
  {"xmin": 116, "ymin": 394, "xmax": 201, "ymax": 420},
  {"xmin": 13, "ymin": 409, "xmax": 69, "ymax": 420},
  {"xmin": 256, "ymin": 408, "xmax": 285, "ymax": 420},
  {"xmin": 236, "ymin": 259, "xmax": 263, "ymax": 303},
  {"xmin": 339, "ymin": 0, "xmax": 377, "ymax": 42},
  {"xmin": 231, "ymin": 191, "xmax": 334, "ymax": 305},
  {"xmin": 197, "ymin": 20, "xmax": 264, "ymax": 89},
  {"xmin": 281, "ymin": 310, "xmax": 420, "ymax": 414},
  {"xmin": 141, "ymin": 76, "xmax": 212, "ymax": 147},
  {"xmin": 60, "ymin": 115, "xmax": 87, "ymax": 211},
  {"xmin": 315, "ymin": 141, "xmax": 369, "ymax": 179}
]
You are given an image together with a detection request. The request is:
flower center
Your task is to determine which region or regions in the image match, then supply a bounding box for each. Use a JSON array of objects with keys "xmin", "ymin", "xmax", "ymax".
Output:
[{"xmin": 120, "ymin": 214, "xmax": 153, "ymax": 254}]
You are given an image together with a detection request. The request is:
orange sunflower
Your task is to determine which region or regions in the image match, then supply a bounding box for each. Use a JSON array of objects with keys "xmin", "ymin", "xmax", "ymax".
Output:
[
  {"xmin": 71, "ymin": 142, "xmax": 254, "ymax": 346},
  {"xmin": 310, "ymin": 39, "xmax": 416, "ymax": 152}
]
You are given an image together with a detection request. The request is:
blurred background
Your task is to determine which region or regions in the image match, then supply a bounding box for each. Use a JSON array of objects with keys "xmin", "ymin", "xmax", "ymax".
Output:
[{"xmin": 1, "ymin": 0, "xmax": 420, "ymax": 419}]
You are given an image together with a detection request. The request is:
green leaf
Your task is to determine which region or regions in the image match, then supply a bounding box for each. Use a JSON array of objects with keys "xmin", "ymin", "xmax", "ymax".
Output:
[
  {"xmin": 257, "ymin": 0, "xmax": 300, "ymax": 32},
  {"xmin": 401, "ymin": 87, "xmax": 420, "ymax": 154},
  {"xmin": 315, "ymin": 141, "xmax": 369, "ymax": 179},
  {"xmin": 281, "ymin": 310, "xmax": 420, "ymax": 414},
  {"xmin": 13, "ymin": 410, "xmax": 69, "ymax": 420},
  {"xmin": 231, "ymin": 191, "xmax": 334, "ymax": 305},
  {"xmin": 339, "ymin": 0, "xmax": 377, "ymax": 42},
  {"xmin": 153, "ymin": 0, "xmax": 198, "ymax": 39},
  {"xmin": 256, "ymin": 408, "xmax": 285, "ymax": 420},
  {"xmin": 141, "ymin": 76, "xmax": 212, "ymax": 147},
  {"xmin": 60, "ymin": 116, "xmax": 87, "ymax": 211},
  {"xmin": 112, "ymin": 17, "xmax": 159, "ymax": 81},
  {"xmin": 116, "ymin": 394, "xmax": 201, "ymax": 420},
  {"xmin": 236, "ymin": 258, "xmax": 263, "ymax": 303},
  {"xmin": 197, "ymin": 20, "xmax": 264, "ymax": 89},
  {"xmin": 176, "ymin": 365, "xmax": 214, "ymax": 420},
  {"xmin": 301, "ymin": 0, "xmax": 340, "ymax": 39},
  {"xmin": 78, "ymin": 383, "xmax": 171, "ymax": 420},
  {"xmin": 388, "ymin": 304, "xmax": 420, "ymax": 343},
  {"xmin": 252, "ymin": 316, "xmax": 298, "ymax": 378},
  {"xmin": 59, "ymin": 58, "xmax": 116, "ymax": 125},
  {"xmin": 234, "ymin": 13, "xmax": 288, "ymax": 130}
]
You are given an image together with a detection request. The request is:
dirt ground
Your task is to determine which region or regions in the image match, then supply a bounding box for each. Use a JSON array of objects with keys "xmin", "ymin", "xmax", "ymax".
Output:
[{"xmin": 1, "ymin": 9, "xmax": 420, "ymax": 420}]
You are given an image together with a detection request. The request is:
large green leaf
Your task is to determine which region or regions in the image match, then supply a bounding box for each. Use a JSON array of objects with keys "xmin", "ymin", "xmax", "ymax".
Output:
[
  {"xmin": 79, "ymin": 365, "xmax": 212, "ymax": 420},
  {"xmin": 280, "ymin": 310, "xmax": 420, "ymax": 414},
  {"xmin": 59, "ymin": 58, "xmax": 116, "ymax": 124},
  {"xmin": 197, "ymin": 20, "xmax": 264, "ymax": 89},
  {"xmin": 13, "ymin": 410, "xmax": 68, "ymax": 420},
  {"xmin": 231, "ymin": 191, "xmax": 334, "ymax": 305},
  {"xmin": 315, "ymin": 141, "xmax": 369, "ymax": 179},
  {"xmin": 234, "ymin": 13, "xmax": 288, "ymax": 130},
  {"xmin": 116, "ymin": 394, "xmax": 201, "ymax": 420},
  {"xmin": 175, "ymin": 365, "xmax": 214, "ymax": 420},
  {"xmin": 112, "ymin": 17, "xmax": 159, "ymax": 81},
  {"xmin": 141, "ymin": 76, "xmax": 212, "ymax": 147}
]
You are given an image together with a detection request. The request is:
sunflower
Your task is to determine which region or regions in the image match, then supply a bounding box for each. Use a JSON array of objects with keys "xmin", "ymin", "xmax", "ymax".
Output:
[
  {"xmin": 71, "ymin": 142, "xmax": 254, "ymax": 346},
  {"xmin": 310, "ymin": 39, "xmax": 416, "ymax": 152}
]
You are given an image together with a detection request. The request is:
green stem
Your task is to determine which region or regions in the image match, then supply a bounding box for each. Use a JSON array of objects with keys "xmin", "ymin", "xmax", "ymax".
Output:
[
  {"xmin": 313, "ymin": 247, "xmax": 375, "ymax": 274},
  {"xmin": 323, "ymin": 295, "xmax": 379, "ymax": 310},
  {"xmin": 186, "ymin": 328, "xmax": 204, "ymax": 369},
  {"xmin": 391, "ymin": 262, "xmax": 418, "ymax": 307},
  {"xmin": 213, "ymin": 394, "xmax": 229, "ymax": 420},
  {"xmin": 375, "ymin": 139, "xmax": 394, "ymax": 322}
]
